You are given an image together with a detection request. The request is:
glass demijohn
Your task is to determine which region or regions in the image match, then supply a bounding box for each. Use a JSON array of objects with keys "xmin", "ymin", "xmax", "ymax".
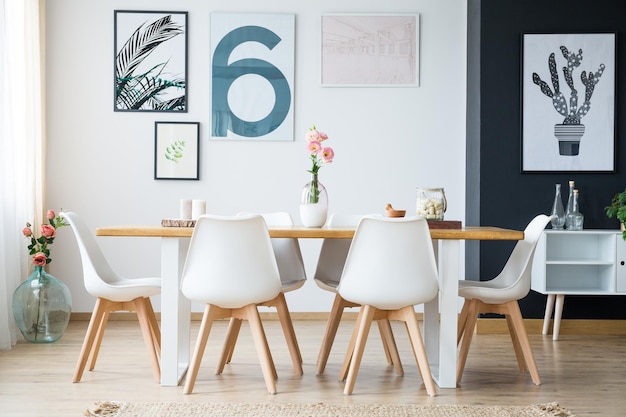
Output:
[{"xmin": 12, "ymin": 266, "xmax": 72, "ymax": 343}]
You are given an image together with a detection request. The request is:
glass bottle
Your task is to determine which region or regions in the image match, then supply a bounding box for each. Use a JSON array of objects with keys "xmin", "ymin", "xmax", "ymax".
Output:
[
  {"xmin": 565, "ymin": 189, "xmax": 584, "ymax": 231},
  {"xmin": 550, "ymin": 183, "xmax": 565, "ymax": 229},
  {"xmin": 565, "ymin": 180, "xmax": 575, "ymax": 220}
]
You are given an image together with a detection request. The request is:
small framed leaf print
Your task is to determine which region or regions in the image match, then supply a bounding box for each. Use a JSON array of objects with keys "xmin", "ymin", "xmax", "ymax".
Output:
[{"xmin": 154, "ymin": 121, "xmax": 199, "ymax": 180}]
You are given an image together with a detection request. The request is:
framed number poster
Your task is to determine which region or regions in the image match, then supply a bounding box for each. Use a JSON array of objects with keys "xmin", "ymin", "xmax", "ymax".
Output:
[{"xmin": 210, "ymin": 13, "xmax": 295, "ymax": 141}]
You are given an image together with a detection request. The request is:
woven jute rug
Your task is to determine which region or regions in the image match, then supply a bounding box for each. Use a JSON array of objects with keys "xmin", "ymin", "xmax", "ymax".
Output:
[{"xmin": 85, "ymin": 401, "xmax": 575, "ymax": 417}]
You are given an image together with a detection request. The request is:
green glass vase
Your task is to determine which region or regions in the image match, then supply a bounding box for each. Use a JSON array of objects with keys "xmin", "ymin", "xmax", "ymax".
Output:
[{"xmin": 12, "ymin": 266, "xmax": 72, "ymax": 343}]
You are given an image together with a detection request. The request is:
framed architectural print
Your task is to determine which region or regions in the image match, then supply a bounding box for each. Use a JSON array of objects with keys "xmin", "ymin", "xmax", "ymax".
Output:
[
  {"xmin": 321, "ymin": 14, "xmax": 419, "ymax": 87},
  {"xmin": 521, "ymin": 33, "xmax": 616, "ymax": 172},
  {"xmin": 154, "ymin": 122, "xmax": 199, "ymax": 180},
  {"xmin": 210, "ymin": 13, "xmax": 295, "ymax": 141},
  {"xmin": 114, "ymin": 10, "xmax": 188, "ymax": 112}
]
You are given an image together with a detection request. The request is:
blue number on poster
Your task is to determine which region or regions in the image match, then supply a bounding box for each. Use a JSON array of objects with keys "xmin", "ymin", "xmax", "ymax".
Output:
[{"xmin": 212, "ymin": 26, "xmax": 291, "ymax": 138}]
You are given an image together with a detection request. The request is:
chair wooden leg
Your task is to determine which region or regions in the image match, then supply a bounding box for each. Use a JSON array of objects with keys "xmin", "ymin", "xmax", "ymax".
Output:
[
  {"xmin": 398, "ymin": 306, "xmax": 437, "ymax": 396},
  {"xmin": 243, "ymin": 304, "xmax": 278, "ymax": 395},
  {"xmin": 505, "ymin": 313, "xmax": 526, "ymax": 372},
  {"xmin": 218, "ymin": 318, "xmax": 242, "ymax": 372},
  {"xmin": 272, "ymin": 293, "xmax": 303, "ymax": 375},
  {"xmin": 339, "ymin": 306, "xmax": 363, "ymax": 382},
  {"xmin": 456, "ymin": 299, "xmax": 480, "ymax": 384},
  {"xmin": 73, "ymin": 298, "xmax": 108, "ymax": 382},
  {"xmin": 377, "ymin": 318, "xmax": 403, "ymax": 376},
  {"xmin": 457, "ymin": 299, "xmax": 470, "ymax": 344},
  {"xmin": 87, "ymin": 310, "xmax": 109, "ymax": 371},
  {"xmin": 505, "ymin": 301, "xmax": 541, "ymax": 385},
  {"xmin": 144, "ymin": 297, "xmax": 161, "ymax": 359},
  {"xmin": 377, "ymin": 319, "xmax": 396, "ymax": 365},
  {"xmin": 184, "ymin": 305, "xmax": 218, "ymax": 394},
  {"xmin": 135, "ymin": 297, "xmax": 161, "ymax": 383},
  {"xmin": 343, "ymin": 305, "xmax": 376, "ymax": 395},
  {"xmin": 316, "ymin": 294, "xmax": 350, "ymax": 375}
]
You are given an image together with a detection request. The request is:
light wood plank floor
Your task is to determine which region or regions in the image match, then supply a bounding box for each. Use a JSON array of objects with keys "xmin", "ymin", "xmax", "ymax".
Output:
[{"xmin": 1, "ymin": 318, "xmax": 624, "ymax": 416}]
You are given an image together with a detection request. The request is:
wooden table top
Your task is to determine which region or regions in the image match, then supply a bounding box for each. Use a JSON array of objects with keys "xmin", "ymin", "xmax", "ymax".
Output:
[{"xmin": 95, "ymin": 225, "xmax": 524, "ymax": 241}]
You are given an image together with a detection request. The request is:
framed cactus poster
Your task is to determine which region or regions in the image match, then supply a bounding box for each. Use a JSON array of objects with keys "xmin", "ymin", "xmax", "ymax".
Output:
[
  {"xmin": 114, "ymin": 11, "xmax": 188, "ymax": 112},
  {"xmin": 522, "ymin": 33, "xmax": 615, "ymax": 172},
  {"xmin": 154, "ymin": 122, "xmax": 199, "ymax": 180}
]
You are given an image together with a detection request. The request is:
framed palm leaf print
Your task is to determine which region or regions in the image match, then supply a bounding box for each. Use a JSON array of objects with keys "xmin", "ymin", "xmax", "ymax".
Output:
[{"xmin": 114, "ymin": 10, "xmax": 188, "ymax": 112}]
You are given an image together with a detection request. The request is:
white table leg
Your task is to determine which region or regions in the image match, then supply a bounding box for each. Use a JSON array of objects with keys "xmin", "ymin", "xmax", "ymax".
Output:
[
  {"xmin": 542, "ymin": 294, "xmax": 555, "ymax": 335},
  {"xmin": 160, "ymin": 237, "xmax": 191, "ymax": 386},
  {"xmin": 553, "ymin": 294, "xmax": 565, "ymax": 341},
  {"xmin": 424, "ymin": 239, "xmax": 459, "ymax": 389}
]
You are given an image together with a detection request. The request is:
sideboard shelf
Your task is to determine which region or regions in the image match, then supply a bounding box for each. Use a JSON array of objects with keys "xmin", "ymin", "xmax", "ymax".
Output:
[{"xmin": 531, "ymin": 230, "xmax": 626, "ymax": 339}]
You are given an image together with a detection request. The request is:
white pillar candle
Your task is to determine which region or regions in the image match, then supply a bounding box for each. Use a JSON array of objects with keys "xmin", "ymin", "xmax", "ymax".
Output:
[
  {"xmin": 179, "ymin": 199, "xmax": 192, "ymax": 219},
  {"xmin": 191, "ymin": 200, "xmax": 206, "ymax": 220}
]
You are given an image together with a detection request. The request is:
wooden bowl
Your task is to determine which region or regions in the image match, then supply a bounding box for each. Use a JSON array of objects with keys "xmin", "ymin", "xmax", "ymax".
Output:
[{"xmin": 386, "ymin": 209, "xmax": 406, "ymax": 218}]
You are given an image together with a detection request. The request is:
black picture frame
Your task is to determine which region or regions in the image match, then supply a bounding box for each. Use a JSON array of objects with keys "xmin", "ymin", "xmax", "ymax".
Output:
[
  {"xmin": 114, "ymin": 10, "xmax": 188, "ymax": 112},
  {"xmin": 521, "ymin": 33, "xmax": 616, "ymax": 173},
  {"xmin": 154, "ymin": 122, "xmax": 199, "ymax": 180}
]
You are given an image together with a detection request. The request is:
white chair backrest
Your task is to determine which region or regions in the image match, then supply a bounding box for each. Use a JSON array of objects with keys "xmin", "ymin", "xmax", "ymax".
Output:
[
  {"xmin": 313, "ymin": 213, "xmax": 366, "ymax": 287},
  {"xmin": 61, "ymin": 211, "xmax": 121, "ymax": 297},
  {"xmin": 238, "ymin": 212, "xmax": 306, "ymax": 285},
  {"xmin": 181, "ymin": 214, "xmax": 282, "ymax": 308},
  {"xmin": 490, "ymin": 214, "xmax": 552, "ymax": 300},
  {"xmin": 338, "ymin": 216, "xmax": 439, "ymax": 310}
]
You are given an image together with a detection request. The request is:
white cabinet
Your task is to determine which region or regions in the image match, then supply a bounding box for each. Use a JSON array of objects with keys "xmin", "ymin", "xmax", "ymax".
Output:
[{"xmin": 531, "ymin": 230, "xmax": 625, "ymax": 339}]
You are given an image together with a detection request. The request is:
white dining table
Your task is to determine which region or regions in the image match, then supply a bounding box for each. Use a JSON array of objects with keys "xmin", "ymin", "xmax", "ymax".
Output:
[{"xmin": 95, "ymin": 224, "xmax": 523, "ymax": 388}]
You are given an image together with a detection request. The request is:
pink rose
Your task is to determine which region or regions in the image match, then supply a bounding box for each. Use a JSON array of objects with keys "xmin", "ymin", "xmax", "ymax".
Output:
[
  {"xmin": 318, "ymin": 131, "xmax": 328, "ymax": 141},
  {"xmin": 321, "ymin": 147, "xmax": 335, "ymax": 163},
  {"xmin": 306, "ymin": 130, "xmax": 319, "ymax": 142},
  {"xmin": 23, "ymin": 227, "xmax": 33, "ymax": 237},
  {"xmin": 307, "ymin": 140, "xmax": 322, "ymax": 155},
  {"xmin": 33, "ymin": 252, "xmax": 47, "ymax": 266},
  {"xmin": 41, "ymin": 224, "xmax": 56, "ymax": 238},
  {"xmin": 47, "ymin": 209, "xmax": 55, "ymax": 220}
]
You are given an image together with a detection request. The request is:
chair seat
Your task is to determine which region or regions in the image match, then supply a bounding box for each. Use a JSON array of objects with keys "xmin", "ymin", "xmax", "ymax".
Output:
[
  {"xmin": 94, "ymin": 277, "xmax": 161, "ymax": 302},
  {"xmin": 459, "ymin": 279, "xmax": 527, "ymax": 304},
  {"xmin": 282, "ymin": 278, "xmax": 306, "ymax": 292},
  {"xmin": 313, "ymin": 277, "xmax": 338, "ymax": 293}
]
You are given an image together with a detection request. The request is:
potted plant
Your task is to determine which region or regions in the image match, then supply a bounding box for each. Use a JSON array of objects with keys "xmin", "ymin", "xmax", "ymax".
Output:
[{"xmin": 605, "ymin": 189, "xmax": 626, "ymax": 239}]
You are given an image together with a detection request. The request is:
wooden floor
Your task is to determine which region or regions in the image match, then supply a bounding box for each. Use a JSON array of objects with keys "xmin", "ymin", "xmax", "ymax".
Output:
[{"xmin": 1, "ymin": 317, "xmax": 624, "ymax": 416}]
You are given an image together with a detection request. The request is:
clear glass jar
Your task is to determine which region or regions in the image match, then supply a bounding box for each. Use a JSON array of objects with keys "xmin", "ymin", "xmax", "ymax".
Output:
[
  {"xmin": 565, "ymin": 189, "xmax": 584, "ymax": 231},
  {"xmin": 416, "ymin": 187, "xmax": 447, "ymax": 220}
]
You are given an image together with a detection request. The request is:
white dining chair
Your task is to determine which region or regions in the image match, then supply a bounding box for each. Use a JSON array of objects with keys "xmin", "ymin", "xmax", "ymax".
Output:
[
  {"xmin": 337, "ymin": 216, "xmax": 439, "ymax": 396},
  {"xmin": 224, "ymin": 211, "xmax": 306, "ymax": 374},
  {"xmin": 181, "ymin": 214, "xmax": 283, "ymax": 394},
  {"xmin": 314, "ymin": 213, "xmax": 396, "ymax": 375},
  {"xmin": 61, "ymin": 211, "xmax": 161, "ymax": 383},
  {"xmin": 456, "ymin": 214, "xmax": 552, "ymax": 386}
]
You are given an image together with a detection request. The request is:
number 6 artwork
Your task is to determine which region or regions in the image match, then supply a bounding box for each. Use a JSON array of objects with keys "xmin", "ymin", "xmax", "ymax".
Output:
[{"xmin": 210, "ymin": 13, "xmax": 295, "ymax": 141}]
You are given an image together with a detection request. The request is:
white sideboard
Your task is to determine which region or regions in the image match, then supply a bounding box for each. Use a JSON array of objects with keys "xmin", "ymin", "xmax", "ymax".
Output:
[{"xmin": 531, "ymin": 230, "xmax": 626, "ymax": 340}]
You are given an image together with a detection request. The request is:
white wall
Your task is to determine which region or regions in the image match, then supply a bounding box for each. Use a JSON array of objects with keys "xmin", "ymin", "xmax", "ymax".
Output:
[{"xmin": 44, "ymin": 0, "xmax": 467, "ymax": 313}]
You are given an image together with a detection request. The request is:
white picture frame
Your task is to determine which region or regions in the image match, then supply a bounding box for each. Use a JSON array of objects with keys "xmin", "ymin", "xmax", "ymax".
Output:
[
  {"xmin": 210, "ymin": 13, "xmax": 295, "ymax": 141},
  {"xmin": 321, "ymin": 13, "xmax": 419, "ymax": 87}
]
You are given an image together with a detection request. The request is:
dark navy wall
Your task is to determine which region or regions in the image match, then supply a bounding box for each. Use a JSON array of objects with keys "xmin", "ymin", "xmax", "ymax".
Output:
[{"xmin": 467, "ymin": 0, "xmax": 626, "ymax": 318}]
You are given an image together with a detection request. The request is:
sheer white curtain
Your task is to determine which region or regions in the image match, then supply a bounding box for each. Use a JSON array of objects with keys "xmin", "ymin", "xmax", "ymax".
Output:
[{"xmin": 0, "ymin": 0, "xmax": 45, "ymax": 350}]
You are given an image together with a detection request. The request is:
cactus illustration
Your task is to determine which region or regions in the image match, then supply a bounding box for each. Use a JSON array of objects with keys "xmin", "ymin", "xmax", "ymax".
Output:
[
  {"xmin": 532, "ymin": 46, "xmax": 605, "ymax": 125},
  {"xmin": 164, "ymin": 140, "xmax": 185, "ymax": 163}
]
